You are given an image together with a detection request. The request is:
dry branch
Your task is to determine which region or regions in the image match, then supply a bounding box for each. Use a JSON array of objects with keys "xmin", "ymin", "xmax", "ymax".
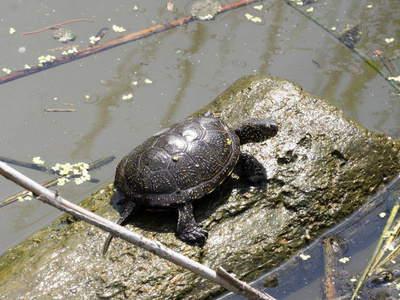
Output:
[
  {"xmin": 0, "ymin": 161, "xmax": 275, "ymax": 300},
  {"xmin": 20, "ymin": 19, "xmax": 95, "ymax": 35},
  {"xmin": 0, "ymin": 0, "xmax": 260, "ymax": 85}
]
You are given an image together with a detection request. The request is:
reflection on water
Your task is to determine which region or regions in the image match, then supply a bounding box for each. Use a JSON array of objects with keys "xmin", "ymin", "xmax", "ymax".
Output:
[
  {"xmin": 0, "ymin": 1, "xmax": 400, "ymax": 298},
  {"xmin": 217, "ymin": 178, "xmax": 400, "ymax": 299}
]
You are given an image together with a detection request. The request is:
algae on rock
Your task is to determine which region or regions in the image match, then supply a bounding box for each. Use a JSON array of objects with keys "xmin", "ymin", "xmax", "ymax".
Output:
[{"xmin": 1, "ymin": 74, "xmax": 399, "ymax": 299}]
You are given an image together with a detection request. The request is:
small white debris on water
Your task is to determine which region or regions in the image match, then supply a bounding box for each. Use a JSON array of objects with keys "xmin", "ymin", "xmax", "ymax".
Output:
[
  {"xmin": 33, "ymin": 156, "xmax": 45, "ymax": 165},
  {"xmin": 122, "ymin": 93, "xmax": 133, "ymax": 100},
  {"xmin": 112, "ymin": 25, "xmax": 126, "ymax": 32},
  {"xmin": 339, "ymin": 257, "xmax": 350, "ymax": 264},
  {"xmin": 300, "ymin": 253, "xmax": 311, "ymax": 260},
  {"xmin": 2, "ymin": 68, "xmax": 11, "ymax": 74}
]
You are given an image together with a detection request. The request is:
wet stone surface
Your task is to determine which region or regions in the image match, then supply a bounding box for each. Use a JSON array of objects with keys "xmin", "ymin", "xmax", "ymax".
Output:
[{"xmin": 0, "ymin": 74, "xmax": 399, "ymax": 299}]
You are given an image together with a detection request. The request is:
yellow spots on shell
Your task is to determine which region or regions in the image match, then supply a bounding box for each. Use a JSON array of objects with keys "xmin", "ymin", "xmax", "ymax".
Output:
[
  {"xmin": 226, "ymin": 138, "xmax": 232, "ymax": 146},
  {"xmin": 172, "ymin": 156, "xmax": 179, "ymax": 162}
]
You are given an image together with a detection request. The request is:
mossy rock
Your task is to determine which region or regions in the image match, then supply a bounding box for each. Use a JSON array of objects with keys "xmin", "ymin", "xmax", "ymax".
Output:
[{"xmin": 1, "ymin": 74, "xmax": 399, "ymax": 299}]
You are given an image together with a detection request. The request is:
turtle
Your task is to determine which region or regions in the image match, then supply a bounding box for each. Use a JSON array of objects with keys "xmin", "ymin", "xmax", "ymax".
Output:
[{"xmin": 103, "ymin": 112, "xmax": 278, "ymax": 254}]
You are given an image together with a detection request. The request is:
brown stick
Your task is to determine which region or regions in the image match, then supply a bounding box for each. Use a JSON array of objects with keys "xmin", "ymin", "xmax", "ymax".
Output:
[
  {"xmin": 374, "ymin": 50, "xmax": 396, "ymax": 78},
  {"xmin": 44, "ymin": 108, "xmax": 77, "ymax": 112},
  {"xmin": 221, "ymin": 0, "xmax": 260, "ymax": 11},
  {"xmin": 0, "ymin": 160, "xmax": 275, "ymax": 300},
  {"xmin": 0, "ymin": 0, "xmax": 260, "ymax": 85},
  {"xmin": 19, "ymin": 19, "xmax": 95, "ymax": 35}
]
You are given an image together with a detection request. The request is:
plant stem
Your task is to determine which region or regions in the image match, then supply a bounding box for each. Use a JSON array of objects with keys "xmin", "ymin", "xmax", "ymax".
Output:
[{"xmin": 20, "ymin": 19, "xmax": 95, "ymax": 35}]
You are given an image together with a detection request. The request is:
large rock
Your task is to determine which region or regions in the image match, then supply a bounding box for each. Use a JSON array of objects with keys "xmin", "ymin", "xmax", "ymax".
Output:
[{"xmin": 1, "ymin": 75, "xmax": 399, "ymax": 299}]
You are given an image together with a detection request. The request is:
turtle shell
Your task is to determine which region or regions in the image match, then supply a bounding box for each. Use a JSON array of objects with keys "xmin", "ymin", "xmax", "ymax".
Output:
[{"xmin": 114, "ymin": 116, "xmax": 240, "ymax": 207}]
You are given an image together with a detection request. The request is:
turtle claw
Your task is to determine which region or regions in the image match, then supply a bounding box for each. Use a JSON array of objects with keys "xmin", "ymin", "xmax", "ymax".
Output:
[
  {"xmin": 177, "ymin": 225, "xmax": 208, "ymax": 245},
  {"xmin": 176, "ymin": 202, "xmax": 208, "ymax": 244}
]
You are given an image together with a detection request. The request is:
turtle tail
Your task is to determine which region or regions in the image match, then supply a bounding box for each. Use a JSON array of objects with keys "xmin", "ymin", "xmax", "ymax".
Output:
[{"xmin": 103, "ymin": 201, "xmax": 138, "ymax": 255}]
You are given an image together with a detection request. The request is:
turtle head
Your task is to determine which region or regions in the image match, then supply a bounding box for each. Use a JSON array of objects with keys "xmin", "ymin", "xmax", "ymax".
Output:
[{"xmin": 234, "ymin": 119, "xmax": 278, "ymax": 145}]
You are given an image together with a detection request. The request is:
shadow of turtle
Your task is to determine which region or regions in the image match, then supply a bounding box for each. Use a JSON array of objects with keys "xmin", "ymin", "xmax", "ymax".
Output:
[{"xmin": 110, "ymin": 173, "xmax": 267, "ymax": 245}]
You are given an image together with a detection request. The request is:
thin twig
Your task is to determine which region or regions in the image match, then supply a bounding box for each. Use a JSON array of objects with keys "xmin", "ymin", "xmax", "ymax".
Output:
[
  {"xmin": 20, "ymin": 19, "xmax": 95, "ymax": 35},
  {"xmin": 0, "ymin": 161, "xmax": 275, "ymax": 300},
  {"xmin": 0, "ymin": 0, "xmax": 260, "ymax": 85},
  {"xmin": 350, "ymin": 200, "xmax": 400, "ymax": 300},
  {"xmin": 44, "ymin": 108, "xmax": 77, "ymax": 112},
  {"xmin": 374, "ymin": 50, "xmax": 396, "ymax": 77}
]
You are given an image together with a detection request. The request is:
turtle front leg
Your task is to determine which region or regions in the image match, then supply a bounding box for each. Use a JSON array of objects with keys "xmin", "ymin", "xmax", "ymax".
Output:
[
  {"xmin": 235, "ymin": 152, "xmax": 267, "ymax": 187},
  {"xmin": 176, "ymin": 202, "xmax": 208, "ymax": 244}
]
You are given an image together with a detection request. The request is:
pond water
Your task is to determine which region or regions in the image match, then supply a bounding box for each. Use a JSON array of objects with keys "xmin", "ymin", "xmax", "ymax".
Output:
[
  {"xmin": 217, "ymin": 177, "xmax": 400, "ymax": 299},
  {"xmin": 0, "ymin": 0, "xmax": 399, "ymax": 298}
]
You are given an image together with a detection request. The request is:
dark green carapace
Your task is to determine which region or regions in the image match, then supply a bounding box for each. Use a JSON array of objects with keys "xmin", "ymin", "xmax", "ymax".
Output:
[{"xmin": 103, "ymin": 113, "xmax": 278, "ymax": 254}]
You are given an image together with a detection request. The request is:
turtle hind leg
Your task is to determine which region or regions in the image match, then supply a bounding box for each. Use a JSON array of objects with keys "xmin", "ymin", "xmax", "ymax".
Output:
[
  {"xmin": 176, "ymin": 202, "xmax": 208, "ymax": 245},
  {"xmin": 234, "ymin": 152, "xmax": 267, "ymax": 188},
  {"xmin": 103, "ymin": 200, "xmax": 138, "ymax": 255}
]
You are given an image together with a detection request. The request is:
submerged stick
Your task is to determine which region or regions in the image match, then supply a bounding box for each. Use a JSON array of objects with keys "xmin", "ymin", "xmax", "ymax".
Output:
[
  {"xmin": 20, "ymin": 19, "xmax": 95, "ymax": 35},
  {"xmin": 0, "ymin": 155, "xmax": 115, "ymax": 208},
  {"xmin": 0, "ymin": 0, "xmax": 260, "ymax": 85},
  {"xmin": 0, "ymin": 161, "xmax": 274, "ymax": 300},
  {"xmin": 44, "ymin": 108, "xmax": 77, "ymax": 112}
]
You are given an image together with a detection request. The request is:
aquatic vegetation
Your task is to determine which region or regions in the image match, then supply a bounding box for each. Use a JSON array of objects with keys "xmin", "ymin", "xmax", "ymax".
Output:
[
  {"xmin": 38, "ymin": 55, "xmax": 56, "ymax": 66},
  {"xmin": 339, "ymin": 257, "xmax": 350, "ymax": 264},
  {"xmin": 245, "ymin": 13, "xmax": 262, "ymax": 23},
  {"xmin": 32, "ymin": 157, "xmax": 45, "ymax": 165},
  {"xmin": 385, "ymin": 37, "xmax": 395, "ymax": 44},
  {"xmin": 17, "ymin": 191, "xmax": 33, "ymax": 203},
  {"xmin": 300, "ymin": 253, "xmax": 311, "ymax": 260},
  {"xmin": 388, "ymin": 76, "xmax": 400, "ymax": 82},
  {"xmin": 61, "ymin": 47, "xmax": 78, "ymax": 56},
  {"xmin": 190, "ymin": 0, "xmax": 222, "ymax": 20},
  {"xmin": 112, "ymin": 25, "xmax": 126, "ymax": 33},
  {"xmin": 89, "ymin": 36, "xmax": 101, "ymax": 45},
  {"xmin": 122, "ymin": 93, "xmax": 133, "ymax": 100},
  {"xmin": 52, "ymin": 28, "xmax": 76, "ymax": 43},
  {"xmin": 2, "ymin": 68, "xmax": 11, "ymax": 74},
  {"xmin": 52, "ymin": 162, "xmax": 91, "ymax": 186}
]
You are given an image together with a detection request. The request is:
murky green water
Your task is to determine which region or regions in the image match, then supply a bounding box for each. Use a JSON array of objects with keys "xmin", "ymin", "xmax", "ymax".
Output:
[{"xmin": 0, "ymin": 0, "xmax": 399, "ymax": 298}]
